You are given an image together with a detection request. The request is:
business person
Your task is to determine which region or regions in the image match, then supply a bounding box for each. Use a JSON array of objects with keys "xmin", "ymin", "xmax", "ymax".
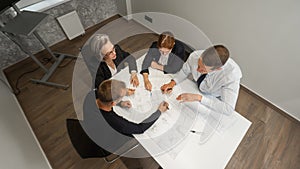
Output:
[
  {"xmin": 85, "ymin": 79, "xmax": 169, "ymax": 137},
  {"xmin": 92, "ymin": 34, "xmax": 139, "ymax": 93},
  {"xmin": 161, "ymin": 45, "xmax": 242, "ymax": 115},
  {"xmin": 140, "ymin": 31, "xmax": 185, "ymax": 91}
]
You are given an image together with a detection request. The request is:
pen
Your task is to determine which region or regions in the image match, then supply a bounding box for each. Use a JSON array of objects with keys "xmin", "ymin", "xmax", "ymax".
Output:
[{"xmin": 190, "ymin": 130, "xmax": 203, "ymax": 135}]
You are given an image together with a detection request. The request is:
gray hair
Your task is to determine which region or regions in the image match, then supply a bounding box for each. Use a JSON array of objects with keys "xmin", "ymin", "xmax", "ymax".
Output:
[{"xmin": 89, "ymin": 34, "xmax": 111, "ymax": 60}]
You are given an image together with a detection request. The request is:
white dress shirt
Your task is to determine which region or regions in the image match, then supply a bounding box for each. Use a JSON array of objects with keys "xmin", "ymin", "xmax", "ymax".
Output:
[
  {"xmin": 107, "ymin": 64, "xmax": 117, "ymax": 76},
  {"xmin": 173, "ymin": 50, "xmax": 242, "ymax": 115},
  {"xmin": 158, "ymin": 53, "xmax": 170, "ymax": 66}
]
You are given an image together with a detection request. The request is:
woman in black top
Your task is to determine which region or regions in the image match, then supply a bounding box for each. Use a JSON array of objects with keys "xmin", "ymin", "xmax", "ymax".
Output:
[
  {"xmin": 140, "ymin": 31, "xmax": 185, "ymax": 91},
  {"xmin": 92, "ymin": 34, "xmax": 139, "ymax": 92}
]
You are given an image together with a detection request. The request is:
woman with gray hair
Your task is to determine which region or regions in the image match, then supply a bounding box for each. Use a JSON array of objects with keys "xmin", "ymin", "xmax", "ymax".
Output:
[
  {"xmin": 89, "ymin": 34, "xmax": 139, "ymax": 94},
  {"xmin": 81, "ymin": 34, "xmax": 106, "ymax": 80},
  {"xmin": 89, "ymin": 34, "xmax": 109, "ymax": 61}
]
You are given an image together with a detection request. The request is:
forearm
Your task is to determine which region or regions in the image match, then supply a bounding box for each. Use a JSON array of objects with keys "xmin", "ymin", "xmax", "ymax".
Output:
[
  {"xmin": 142, "ymin": 73, "xmax": 149, "ymax": 81},
  {"xmin": 164, "ymin": 64, "xmax": 181, "ymax": 74},
  {"xmin": 163, "ymin": 57, "xmax": 184, "ymax": 73},
  {"xmin": 173, "ymin": 69, "xmax": 188, "ymax": 84},
  {"xmin": 131, "ymin": 71, "xmax": 137, "ymax": 77},
  {"xmin": 156, "ymin": 64, "xmax": 164, "ymax": 71},
  {"xmin": 120, "ymin": 110, "xmax": 161, "ymax": 135},
  {"xmin": 142, "ymin": 110, "xmax": 161, "ymax": 123},
  {"xmin": 127, "ymin": 55, "xmax": 138, "ymax": 72},
  {"xmin": 141, "ymin": 53, "xmax": 154, "ymax": 74},
  {"xmin": 200, "ymin": 96, "xmax": 235, "ymax": 116}
]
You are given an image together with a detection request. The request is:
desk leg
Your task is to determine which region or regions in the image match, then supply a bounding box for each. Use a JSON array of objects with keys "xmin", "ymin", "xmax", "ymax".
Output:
[
  {"xmin": 3, "ymin": 31, "xmax": 77, "ymax": 89},
  {"xmin": 33, "ymin": 31, "xmax": 58, "ymax": 61},
  {"xmin": 2, "ymin": 32, "xmax": 49, "ymax": 73},
  {"xmin": 31, "ymin": 52, "xmax": 77, "ymax": 89},
  {"xmin": 27, "ymin": 52, "xmax": 49, "ymax": 73}
]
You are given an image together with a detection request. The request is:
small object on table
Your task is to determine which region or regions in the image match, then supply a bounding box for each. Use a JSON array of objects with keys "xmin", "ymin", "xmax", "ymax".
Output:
[{"xmin": 190, "ymin": 130, "xmax": 203, "ymax": 135}]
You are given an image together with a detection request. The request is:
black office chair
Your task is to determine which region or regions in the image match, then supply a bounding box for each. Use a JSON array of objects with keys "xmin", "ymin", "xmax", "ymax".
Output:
[
  {"xmin": 179, "ymin": 40, "xmax": 195, "ymax": 62},
  {"xmin": 66, "ymin": 118, "xmax": 139, "ymax": 163},
  {"xmin": 77, "ymin": 44, "xmax": 99, "ymax": 90},
  {"xmin": 80, "ymin": 44, "xmax": 99, "ymax": 80}
]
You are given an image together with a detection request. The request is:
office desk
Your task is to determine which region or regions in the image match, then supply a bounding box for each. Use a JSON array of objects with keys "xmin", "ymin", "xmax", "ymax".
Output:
[
  {"xmin": 0, "ymin": 7, "xmax": 76, "ymax": 89},
  {"xmin": 113, "ymin": 55, "xmax": 251, "ymax": 169}
]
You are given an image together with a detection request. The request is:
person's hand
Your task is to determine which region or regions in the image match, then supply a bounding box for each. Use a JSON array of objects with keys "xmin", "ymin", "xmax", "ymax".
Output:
[
  {"xmin": 158, "ymin": 101, "xmax": 169, "ymax": 112},
  {"xmin": 161, "ymin": 80, "xmax": 176, "ymax": 94},
  {"xmin": 151, "ymin": 61, "xmax": 163, "ymax": 71},
  {"xmin": 142, "ymin": 73, "xmax": 152, "ymax": 91},
  {"xmin": 176, "ymin": 93, "xmax": 202, "ymax": 102},
  {"xmin": 120, "ymin": 101, "xmax": 132, "ymax": 108},
  {"xmin": 126, "ymin": 88, "xmax": 135, "ymax": 96},
  {"xmin": 144, "ymin": 79, "xmax": 152, "ymax": 91},
  {"xmin": 151, "ymin": 61, "xmax": 158, "ymax": 69},
  {"xmin": 130, "ymin": 72, "xmax": 139, "ymax": 87}
]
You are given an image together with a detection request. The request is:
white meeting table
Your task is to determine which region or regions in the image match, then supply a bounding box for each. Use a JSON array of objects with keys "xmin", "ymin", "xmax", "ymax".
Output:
[{"xmin": 112, "ymin": 54, "xmax": 251, "ymax": 169}]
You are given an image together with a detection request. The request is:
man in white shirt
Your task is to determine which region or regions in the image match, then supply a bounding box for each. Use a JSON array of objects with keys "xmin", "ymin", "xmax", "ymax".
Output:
[{"xmin": 161, "ymin": 45, "xmax": 242, "ymax": 115}]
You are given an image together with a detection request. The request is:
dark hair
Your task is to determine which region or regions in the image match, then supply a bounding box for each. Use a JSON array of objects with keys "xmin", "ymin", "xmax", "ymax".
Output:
[
  {"xmin": 97, "ymin": 79, "xmax": 126, "ymax": 103},
  {"xmin": 157, "ymin": 31, "xmax": 175, "ymax": 49},
  {"xmin": 202, "ymin": 45, "xmax": 229, "ymax": 68}
]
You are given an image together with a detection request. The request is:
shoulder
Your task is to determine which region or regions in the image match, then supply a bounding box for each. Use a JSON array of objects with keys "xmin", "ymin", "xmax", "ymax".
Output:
[
  {"xmin": 150, "ymin": 41, "xmax": 158, "ymax": 48},
  {"xmin": 83, "ymin": 91, "xmax": 98, "ymax": 113},
  {"xmin": 227, "ymin": 59, "xmax": 242, "ymax": 74},
  {"xmin": 97, "ymin": 62, "xmax": 109, "ymax": 74},
  {"xmin": 172, "ymin": 40, "xmax": 184, "ymax": 52},
  {"xmin": 188, "ymin": 50, "xmax": 203, "ymax": 61},
  {"xmin": 102, "ymin": 109, "xmax": 129, "ymax": 125},
  {"xmin": 174, "ymin": 40, "xmax": 185, "ymax": 48},
  {"xmin": 114, "ymin": 44, "xmax": 121, "ymax": 49},
  {"xmin": 99, "ymin": 61, "xmax": 107, "ymax": 68},
  {"xmin": 221, "ymin": 58, "xmax": 242, "ymax": 81},
  {"xmin": 114, "ymin": 44, "xmax": 131, "ymax": 58},
  {"xmin": 191, "ymin": 50, "xmax": 204, "ymax": 57},
  {"xmin": 114, "ymin": 44, "xmax": 122, "ymax": 52}
]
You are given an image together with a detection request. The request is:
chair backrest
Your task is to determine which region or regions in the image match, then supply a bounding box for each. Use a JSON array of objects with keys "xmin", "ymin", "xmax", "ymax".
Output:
[
  {"xmin": 80, "ymin": 44, "xmax": 100, "ymax": 81},
  {"xmin": 66, "ymin": 119, "xmax": 111, "ymax": 159},
  {"xmin": 180, "ymin": 40, "xmax": 195, "ymax": 62}
]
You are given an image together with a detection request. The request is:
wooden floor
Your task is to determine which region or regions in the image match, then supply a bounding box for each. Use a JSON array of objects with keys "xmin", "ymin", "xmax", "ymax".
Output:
[{"xmin": 3, "ymin": 15, "xmax": 300, "ymax": 169}]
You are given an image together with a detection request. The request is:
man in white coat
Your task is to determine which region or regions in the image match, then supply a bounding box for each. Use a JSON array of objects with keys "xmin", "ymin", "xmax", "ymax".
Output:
[{"xmin": 161, "ymin": 45, "xmax": 242, "ymax": 115}]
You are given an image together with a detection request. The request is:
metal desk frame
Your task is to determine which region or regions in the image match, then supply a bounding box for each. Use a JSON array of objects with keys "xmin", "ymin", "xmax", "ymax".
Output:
[{"xmin": 0, "ymin": 5, "xmax": 76, "ymax": 89}]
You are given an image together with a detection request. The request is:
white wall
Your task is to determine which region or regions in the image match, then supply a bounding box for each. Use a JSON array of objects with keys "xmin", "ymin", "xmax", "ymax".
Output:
[
  {"xmin": 116, "ymin": 0, "xmax": 127, "ymax": 16},
  {"xmin": 0, "ymin": 73, "xmax": 52, "ymax": 169},
  {"xmin": 116, "ymin": 0, "xmax": 132, "ymax": 20},
  {"xmin": 131, "ymin": 0, "xmax": 300, "ymax": 120}
]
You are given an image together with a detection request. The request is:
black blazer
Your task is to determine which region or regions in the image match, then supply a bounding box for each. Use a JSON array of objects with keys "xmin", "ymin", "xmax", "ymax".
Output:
[
  {"xmin": 95, "ymin": 44, "xmax": 137, "ymax": 89},
  {"xmin": 140, "ymin": 40, "xmax": 185, "ymax": 74},
  {"xmin": 82, "ymin": 91, "xmax": 133, "ymax": 152},
  {"xmin": 83, "ymin": 91, "xmax": 161, "ymax": 139}
]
